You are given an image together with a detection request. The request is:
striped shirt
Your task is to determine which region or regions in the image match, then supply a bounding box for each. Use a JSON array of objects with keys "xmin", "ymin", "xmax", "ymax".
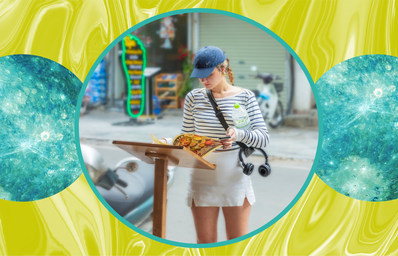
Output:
[{"xmin": 181, "ymin": 88, "xmax": 270, "ymax": 151}]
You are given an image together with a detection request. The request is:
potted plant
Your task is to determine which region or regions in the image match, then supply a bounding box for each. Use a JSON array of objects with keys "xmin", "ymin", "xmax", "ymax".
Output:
[{"xmin": 177, "ymin": 45, "xmax": 194, "ymax": 108}]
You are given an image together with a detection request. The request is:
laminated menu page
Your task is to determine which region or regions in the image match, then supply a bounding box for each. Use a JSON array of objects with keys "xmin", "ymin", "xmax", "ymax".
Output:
[{"xmin": 151, "ymin": 134, "xmax": 223, "ymax": 158}]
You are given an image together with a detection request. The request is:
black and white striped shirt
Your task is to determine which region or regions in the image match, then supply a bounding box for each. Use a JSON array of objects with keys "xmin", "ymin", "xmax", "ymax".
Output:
[{"xmin": 181, "ymin": 88, "xmax": 270, "ymax": 151}]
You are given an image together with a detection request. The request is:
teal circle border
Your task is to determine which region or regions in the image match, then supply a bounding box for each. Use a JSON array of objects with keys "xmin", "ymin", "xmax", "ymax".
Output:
[{"xmin": 74, "ymin": 8, "xmax": 322, "ymax": 249}]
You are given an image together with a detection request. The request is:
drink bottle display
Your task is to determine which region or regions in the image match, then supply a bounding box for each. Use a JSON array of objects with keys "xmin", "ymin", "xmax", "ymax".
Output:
[{"xmin": 232, "ymin": 103, "xmax": 251, "ymax": 131}]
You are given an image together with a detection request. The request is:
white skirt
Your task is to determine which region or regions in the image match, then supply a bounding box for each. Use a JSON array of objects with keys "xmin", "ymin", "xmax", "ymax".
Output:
[{"xmin": 186, "ymin": 149, "xmax": 256, "ymax": 207}]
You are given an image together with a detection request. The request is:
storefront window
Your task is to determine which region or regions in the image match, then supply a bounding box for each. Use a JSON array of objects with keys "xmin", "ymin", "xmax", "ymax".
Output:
[{"xmin": 131, "ymin": 14, "xmax": 188, "ymax": 73}]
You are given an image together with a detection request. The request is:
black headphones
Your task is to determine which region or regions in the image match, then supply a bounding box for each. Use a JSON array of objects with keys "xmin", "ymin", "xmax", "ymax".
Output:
[{"xmin": 239, "ymin": 148, "xmax": 271, "ymax": 177}]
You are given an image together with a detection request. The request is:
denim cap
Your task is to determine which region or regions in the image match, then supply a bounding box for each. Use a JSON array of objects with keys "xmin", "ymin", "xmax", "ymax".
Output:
[{"xmin": 190, "ymin": 46, "xmax": 226, "ymax": 78}]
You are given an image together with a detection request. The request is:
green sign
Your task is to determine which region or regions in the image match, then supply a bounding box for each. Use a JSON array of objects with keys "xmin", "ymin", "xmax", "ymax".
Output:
[{"xmin": 121, "ymin": 35, "xmax": 147, "ymax": 118}]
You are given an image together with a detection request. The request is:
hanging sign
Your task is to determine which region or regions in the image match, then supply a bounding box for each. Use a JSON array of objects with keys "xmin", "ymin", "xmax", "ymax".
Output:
[{"xmin": 121, "ymin": 34, "xmax": 146, "ymax": 118}]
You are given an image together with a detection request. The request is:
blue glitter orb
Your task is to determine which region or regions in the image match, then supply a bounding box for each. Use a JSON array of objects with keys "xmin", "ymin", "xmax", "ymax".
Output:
[
  {"xmin": 0, "ymin": 55, "xmax": 82, "ymax": 201},
  {"xmin": 316, "ymin": 55, "xmax": 398, "ymax": 201}
]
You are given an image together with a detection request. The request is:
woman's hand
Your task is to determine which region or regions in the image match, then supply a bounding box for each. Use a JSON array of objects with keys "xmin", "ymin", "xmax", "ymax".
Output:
[{"xmin": 221, "ymin": 128, "xmax": 236, "ymax": 149}]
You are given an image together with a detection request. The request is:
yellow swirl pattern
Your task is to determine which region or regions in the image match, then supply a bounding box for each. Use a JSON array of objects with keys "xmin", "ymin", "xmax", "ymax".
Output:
[{"xmin": 1, "ymin": 0, "xmax": 398, "ymax": 255}]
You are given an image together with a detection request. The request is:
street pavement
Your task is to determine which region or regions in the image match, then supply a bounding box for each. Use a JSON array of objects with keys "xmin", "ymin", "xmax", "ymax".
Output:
[
  {"xmin": 79, "ymin": 108, "xmax": 319, "ymax": 243},
  {"xmin": 79, "ymin": 108, "xmax": 319, "ymax": 160}
]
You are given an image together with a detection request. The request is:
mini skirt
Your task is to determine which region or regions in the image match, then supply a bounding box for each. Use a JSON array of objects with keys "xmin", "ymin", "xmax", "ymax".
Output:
[{"xmin": 187, "ymin": 149, "xmax": 256, "ymax": 207}]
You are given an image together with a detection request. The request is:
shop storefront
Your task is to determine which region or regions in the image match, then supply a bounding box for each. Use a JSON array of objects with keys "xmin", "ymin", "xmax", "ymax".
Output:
[
  {"xmin": 91, "ymin": 13, "xmax": 305, "ymax": 117},
  {"xmin": 87, "ymin": 14, "xmax": 189, "ymax": 114}
]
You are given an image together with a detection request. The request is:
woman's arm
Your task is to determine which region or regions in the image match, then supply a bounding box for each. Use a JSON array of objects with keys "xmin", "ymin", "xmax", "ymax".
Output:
[
  {"xmin": 181, "ymin": 91, "xmax": 195, "ymax": 134},
  {"xmin": 230, "ymin": 90, "xmax": 270, "ymax": 148}
]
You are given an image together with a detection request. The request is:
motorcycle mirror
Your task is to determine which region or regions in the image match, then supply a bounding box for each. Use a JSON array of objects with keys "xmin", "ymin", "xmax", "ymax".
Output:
[
  {"xmin": 250, "ymin": 66, "xmax": 257, "ymax": 72},
  {"xmin": 126, "ymin": 162, "xmax": 139, "ymax": 172},
  {"xmin": 114, "ymin": 162, "xmax": 139, "ymax": 173}
]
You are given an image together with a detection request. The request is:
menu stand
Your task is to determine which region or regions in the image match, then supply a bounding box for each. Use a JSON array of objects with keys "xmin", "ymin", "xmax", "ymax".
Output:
[{"xmin": 112, "ymin": 141, "xmax": 216, "ymax": 238}]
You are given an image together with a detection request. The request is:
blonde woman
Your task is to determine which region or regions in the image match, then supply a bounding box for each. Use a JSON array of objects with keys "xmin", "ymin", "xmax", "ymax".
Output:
[{"xmin": 162, "ymin": 46, "xmax": 269, "ymax": 243}]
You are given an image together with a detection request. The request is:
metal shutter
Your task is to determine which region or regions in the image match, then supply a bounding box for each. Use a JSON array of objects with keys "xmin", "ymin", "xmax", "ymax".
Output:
[{"xmin": 199, "ymin": 13, "xmax": 289, "ymax": 111}]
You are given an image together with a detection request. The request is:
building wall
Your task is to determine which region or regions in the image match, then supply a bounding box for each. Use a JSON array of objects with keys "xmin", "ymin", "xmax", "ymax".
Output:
[
  {"xmin": 292, "ymin": 59, "xmax": 314, "ymax": 113},
  {"xmin": 198, "ymin": 13, "xmax": 289, "ymax": 111}
]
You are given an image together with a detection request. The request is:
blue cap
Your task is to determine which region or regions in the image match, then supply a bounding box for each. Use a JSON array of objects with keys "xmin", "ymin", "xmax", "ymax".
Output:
[{"xmin": 190, "ymin": 46, "xmax": 226, "ymax": 78}]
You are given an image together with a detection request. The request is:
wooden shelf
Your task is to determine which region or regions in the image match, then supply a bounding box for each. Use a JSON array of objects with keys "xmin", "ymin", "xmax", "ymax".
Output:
[
  {"xmin": 154, "ymin": 73, "xmax": 182, "ymax": 110},
  {"xmin": 162, "ymin": 105, "xmax": 178, "ymax": 109},
  {"xmin": 155, "ymin": 78, "xmax": 181, "ymax": 82},
  {"xmin": 156, "ymin": 87, "xmax": 177, "ymax": 91},
  {"xmin": 157, "ymin": 96, "xmax": 177, "ymax": 100}
]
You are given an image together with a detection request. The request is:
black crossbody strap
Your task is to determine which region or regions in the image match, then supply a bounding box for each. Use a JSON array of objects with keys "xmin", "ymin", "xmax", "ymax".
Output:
[
  {"xmin": 206, "ymin": 89, "xmax": 250, "ymax": 151},
  {"xmin": 206, "ymin": 89, "xmax": 229, "ymax": 130}
]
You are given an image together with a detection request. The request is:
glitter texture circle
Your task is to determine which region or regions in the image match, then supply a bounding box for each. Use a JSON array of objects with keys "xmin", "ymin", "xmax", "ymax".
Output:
[
  {"xmin": 316, "ymin": 55, "xmax": 398, "ymax": 202},
  {"xmin": 0, "ymin": 55, "xmax": 82, "ymax": 201}
]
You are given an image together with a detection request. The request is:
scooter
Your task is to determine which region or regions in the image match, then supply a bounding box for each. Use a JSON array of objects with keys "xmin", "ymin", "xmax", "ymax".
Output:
[
  {"xmin": 250, "ymin": 66, "xmax": 284, "ymax": 128},
  {"xmin": 80, "ymin": 144, "xmax": 175, "ymax": 229}
]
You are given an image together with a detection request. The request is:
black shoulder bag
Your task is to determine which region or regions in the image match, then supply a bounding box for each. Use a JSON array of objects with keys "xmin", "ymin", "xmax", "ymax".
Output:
[{"xmin": 206, "ymin": 89, "xmax": 271, "ymax": 177}]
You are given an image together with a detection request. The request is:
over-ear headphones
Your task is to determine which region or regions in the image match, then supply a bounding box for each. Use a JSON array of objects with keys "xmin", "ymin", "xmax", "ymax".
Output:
[{"xmin": 238, "ymin": 148, "xmax": 271, "ymax": 177}]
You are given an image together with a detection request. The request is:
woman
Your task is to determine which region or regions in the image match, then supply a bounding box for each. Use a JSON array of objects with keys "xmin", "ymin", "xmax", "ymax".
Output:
[{"xmin": 161, "ymin": 46, "xmax": 269, "ymax": 243}]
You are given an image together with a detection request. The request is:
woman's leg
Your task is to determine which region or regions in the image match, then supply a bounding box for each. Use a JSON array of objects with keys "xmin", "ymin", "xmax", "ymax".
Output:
[
  {"xmin": 191, "ymin": 199, "xmax": 220, "ymax": 243},
  {"xmin": 222, "ymin": 198, "xmax": 251, "ymax": 240}
]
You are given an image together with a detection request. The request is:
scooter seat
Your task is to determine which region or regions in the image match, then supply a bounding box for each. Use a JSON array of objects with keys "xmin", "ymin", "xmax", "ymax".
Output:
[{"xmin": 259, "ymin": 93, "xmax": 271, "ymax": 100}]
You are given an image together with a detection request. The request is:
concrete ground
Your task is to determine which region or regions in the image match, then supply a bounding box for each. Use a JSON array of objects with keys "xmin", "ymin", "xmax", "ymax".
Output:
[
  {"xmin": 79, "ymin": 108, "xmax": 319, "ymax": 160},
  {"xmin": 79, "ymin": 108, "xmax": 319, "ymax": 243}
]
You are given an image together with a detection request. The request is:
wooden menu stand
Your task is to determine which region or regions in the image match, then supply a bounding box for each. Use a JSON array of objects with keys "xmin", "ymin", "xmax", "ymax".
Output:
[{"xmin": 112, "ymin": 141, "xmax": 216, "ymax": 238}]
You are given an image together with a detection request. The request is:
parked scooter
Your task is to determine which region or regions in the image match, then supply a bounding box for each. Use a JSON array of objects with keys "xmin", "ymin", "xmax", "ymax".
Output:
[
  {"xmin": 250, "ymin": 66, "xmax": 284, "ymax": 128},
  {"xmin": 80, "ymin": 144, "xmax": 175, "ymax": 228}
]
